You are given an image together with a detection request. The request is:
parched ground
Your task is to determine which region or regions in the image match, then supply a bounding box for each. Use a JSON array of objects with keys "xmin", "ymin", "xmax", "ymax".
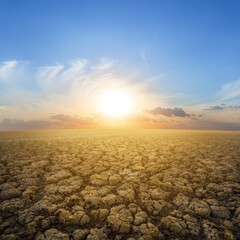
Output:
[{"xmin": 0, "ymin": 130, "xmax": 240, "ymax": 240}]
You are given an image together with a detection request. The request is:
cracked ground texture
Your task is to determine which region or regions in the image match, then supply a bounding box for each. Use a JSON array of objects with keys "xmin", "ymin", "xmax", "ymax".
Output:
[{"xmin": 0, "ymin": 130, "xmax": 240, "ymax": 240}]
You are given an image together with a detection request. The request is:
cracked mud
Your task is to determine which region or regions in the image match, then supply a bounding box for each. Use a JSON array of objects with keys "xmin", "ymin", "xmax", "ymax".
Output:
[{"xmin": 0, "ymin": 130, "xmax": 240, "ymax": 240}]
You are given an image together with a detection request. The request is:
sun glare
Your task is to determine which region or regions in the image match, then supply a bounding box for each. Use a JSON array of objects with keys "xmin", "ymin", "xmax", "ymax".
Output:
[{"xmin": 100, "ymin": 89, "xmax": 132, "ymax": 117}]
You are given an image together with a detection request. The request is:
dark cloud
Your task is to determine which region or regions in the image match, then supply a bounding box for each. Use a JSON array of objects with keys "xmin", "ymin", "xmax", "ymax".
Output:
[
  {"xmin": 229, "ymin": 105, "xmax": 240, "ymax": 109},
  {"xmin": 189, "ymin": 113, "xmax": 204, "ymax": 120},
  {"xmin": 204, "ymin": 105, "xmax": 225, "ymax": 111},
  {"xmin": 147, "ymin": 107, "xmax": 190, "ymax": 117},
  {"xmin": 204, "ymin": 104, "xmax": 240, "ymax": 110}
]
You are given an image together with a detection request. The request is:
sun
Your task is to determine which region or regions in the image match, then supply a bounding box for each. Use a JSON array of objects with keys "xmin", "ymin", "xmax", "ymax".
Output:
[{"xmin": 100, "ymin": 89, "xmax": 133, "ymax": 117}]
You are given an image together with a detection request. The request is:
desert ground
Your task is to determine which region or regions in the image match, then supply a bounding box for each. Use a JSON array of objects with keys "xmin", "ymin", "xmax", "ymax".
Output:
[{"xmin": 0, "ymin": 129, "xmax": 240, "ymax": 240}]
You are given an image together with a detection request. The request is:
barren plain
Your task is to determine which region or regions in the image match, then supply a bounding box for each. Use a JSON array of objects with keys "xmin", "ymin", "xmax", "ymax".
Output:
[{"xmin": 0, "ymin": 130, "xmax": 240, "ymax": 240}]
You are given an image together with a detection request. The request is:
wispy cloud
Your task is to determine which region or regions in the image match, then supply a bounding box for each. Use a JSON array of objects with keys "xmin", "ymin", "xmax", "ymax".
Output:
[
  {"xmin": 37, "ymin": 60, "xmax": 88, "ymax": 93},
  {"xmin": 219, "ymin": 79, "xmax": 240, "ymax": 100},
  {"xmin": 0, "ymin": 61, "xmax": 18, "ymax": 83},
  {"xmin": 91, "ymin": 58, "xmax": 113, "ymax": 71},
  {"xmin": 37, "ymin": 63, "xmax": 64, "ymax": 91},
  {"xmin": 140, "ymin": 52, "xmax": 150, "ymax": 73},
  {"xmin": 0, "ymin": 58, "xmax": 158, "ymax": 120}
]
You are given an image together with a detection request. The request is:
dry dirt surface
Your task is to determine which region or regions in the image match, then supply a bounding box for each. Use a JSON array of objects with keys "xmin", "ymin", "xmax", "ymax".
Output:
[{"xmin": 0, "ymin": 129, "xmax": 240, "ymax": 240}]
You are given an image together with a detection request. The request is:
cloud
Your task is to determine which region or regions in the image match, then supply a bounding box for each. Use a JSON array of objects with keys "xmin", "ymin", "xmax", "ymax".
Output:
[
  {"xmin": 147, "ymin": 107, "xmax": 190, "ymax": 117},
  {"xmin": 37, "ymin": 63, "xmax": 64, "ymax": 90},
  {"xmin": 127, "ymin": 111, "xmax": 240, "ymax": 130},
  {"xmin": 0, "ymin": 105, "xmax": 14, "ymax": 113},
  {"xmin": 50, "ymin": 114, "xmax": 95, "ymax": 126},
  {"xmin": 1, "ymin": 110, "xmax": 240, "ymax": 131},
  {"xmin": 0, "ymin": 61, "xmax": 18, "ymax": 83},
  {"xmin": 0, "ymin": 58, "xmax": 239, "ymax": 131},
  {"xmin": 91, "ymin": 58, "xmax": 113, "ymax": 71},
  {"xmin": 0, "ymin": 118, "xmax": 53, "ymax": 131},
  {"xmin": 0, "ymin": 58, "xmax": 160, "ymax": 120},
  {"xmin": 189, "ymin": 113, "xmax": 204, "ymax": 120},
  {"xmin": 37, "ymin": 60, "xmax": 87, "ymax": 93},
  {"xmin": 219, "ymin": 79, "xmax": 240, "ymax": 100},
  {"xmin": 203, "ymin": 104, "xmax": 240, "ymax": 111},
  {"xmin": 204, "ymin": 105, "xmax": 225, "ymax": 111},
  {"xmin": 0, "ymin": 114, "xmax": 96, "ymax": 131},
  {"xmin": 50, "ymin": 114, "xmax": 76, "ymax": 121},
  {"xmin": 229, "ymin": 105, "xmax": 240, "ymax": 109}
]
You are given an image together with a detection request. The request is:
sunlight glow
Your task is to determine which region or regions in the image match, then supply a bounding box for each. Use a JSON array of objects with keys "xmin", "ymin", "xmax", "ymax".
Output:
[{"xmin": 100, "ymin": 89, "xmax": 132, "ymax": 117}]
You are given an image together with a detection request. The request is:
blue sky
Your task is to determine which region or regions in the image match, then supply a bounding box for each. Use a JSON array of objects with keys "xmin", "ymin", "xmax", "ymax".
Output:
[{"xmin": 0, "ymin": 0, "xmax": 240, "ymax": 130}]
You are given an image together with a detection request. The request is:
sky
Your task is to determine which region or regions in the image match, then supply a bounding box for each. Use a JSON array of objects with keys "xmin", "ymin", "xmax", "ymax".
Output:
[{"xmin": 0, "ymin": 0, "xmax": 240, "ymax": 130}]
